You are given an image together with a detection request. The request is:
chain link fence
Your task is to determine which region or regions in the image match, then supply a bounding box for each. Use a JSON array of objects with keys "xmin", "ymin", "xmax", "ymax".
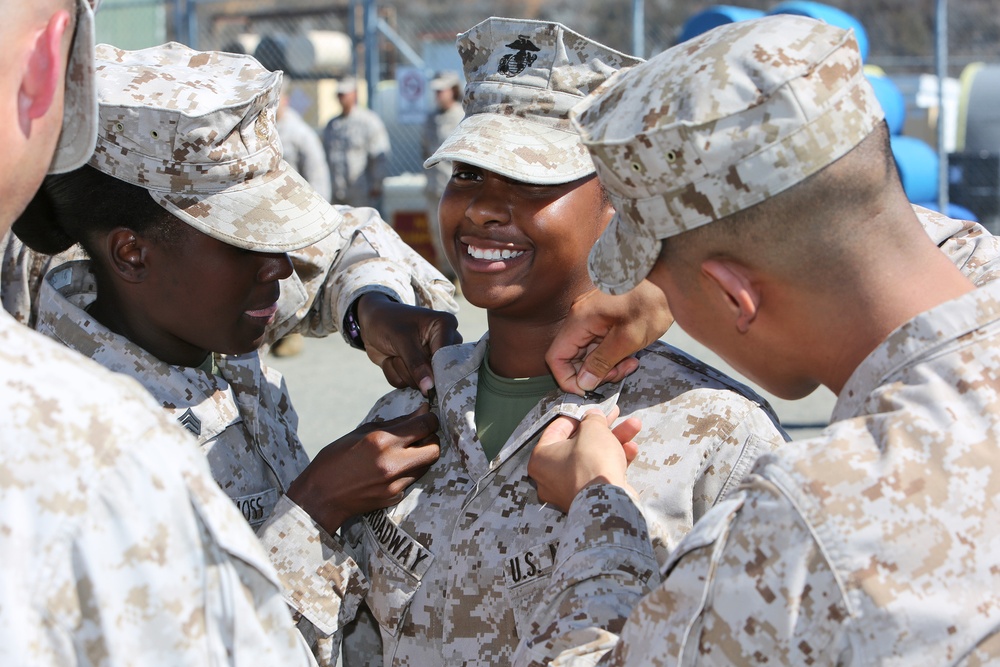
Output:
[{"xmin": 95, "ymin": 0, "xmax": 1000, "ymax": 232}]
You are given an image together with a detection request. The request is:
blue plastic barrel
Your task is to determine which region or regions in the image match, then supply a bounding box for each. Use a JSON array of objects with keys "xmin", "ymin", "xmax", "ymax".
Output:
[
  {"xmin": 866, "ymin": 74, "xmax": 906, "ymax": 136},
  {"xmin": 677, "ymin": 6, "xmax": 766, "ymax": 44},
  {"xmin": 890, "ymin": 135, "xmax": 939, "ymax": 203},
  {"xmin": 768, "ymin": 1, "xmax": 869, "ymax": 62}
]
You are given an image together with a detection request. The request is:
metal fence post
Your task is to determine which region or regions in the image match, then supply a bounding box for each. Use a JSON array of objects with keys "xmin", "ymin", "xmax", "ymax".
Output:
[
  {"xmin": 171, "ymin": 0, "xmax": 186, "ymax": 44},
  {"xmin": 364, "ymin": 0, "xmax": 379, "ymax": 103},
  {"xmin": 936, "ymin": 0, "xmax": 948, "ymax": 212},
  {"xmin": 632, "ymin": 0, "xmax": 645, "ymax": 58}
]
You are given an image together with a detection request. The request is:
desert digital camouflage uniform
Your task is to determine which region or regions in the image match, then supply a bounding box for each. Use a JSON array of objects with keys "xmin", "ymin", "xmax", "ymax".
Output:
[
  {"xmin": 34, "ymin": 248, "xmax": 406, "ymax": 665},
  {"xmin": 0, "ymin": 230, "xmax": 84, "ymax": 326},
  {"xmin": 332, "ymin": 335, "xmax": 787, "ymax": 665},
  {"xmin": 517, "ymin": 281, "xmax": 1000, "ymax": 667},
  {"xmin": 264, "ymin": 202, "xmax": 457, "ymax": 347},
  {"xmin": 1, "ymin": 3, "xmax": 311, "ymax": 662},
  {"xmin": 322, "ymin": 92, "xmax": 391, "ymax": 209},
  {"xmin": 0, "ymin": 310, "xmax": 314, "ymax": 666},
  {"xmin": 513, "ymin": 16, "xmax": 1000, "ymax": 667},
  {"xmin": 25, "ymin": 42, "xmax": 451, "ymax": 667},
  {"xmin": 913, "ymin": 204, "xmax": 1000, "ymax": 286}
]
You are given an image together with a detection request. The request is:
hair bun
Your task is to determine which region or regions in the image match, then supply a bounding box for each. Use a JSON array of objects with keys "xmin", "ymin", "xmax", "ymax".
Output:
[{"xmin": 12, "ymin": 186, "xmax": 77, "ymax": 255}]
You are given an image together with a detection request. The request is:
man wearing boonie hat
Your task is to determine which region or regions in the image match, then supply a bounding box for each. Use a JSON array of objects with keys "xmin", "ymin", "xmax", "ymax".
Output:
[
  {"xmin": 322, "ymin": 75, "xmax": 391, "ymax": 209},
  {"xmin": 0, "ymin": 2, "xmax": 322, "ymax": 665},
  {"xmin": 328, "ymin": 17, "xmax": 791, "ymax": 666},
  {"xmin": 422, "ymin": 69, "xmax": 464, "ymax": 276},
  {"xmin": 22, "ymin": 41, "xmax": 465, "ymax": 665},
  {"xmin": 517, "ymin": 15, "xmax": 1000, "ymax": 665}
]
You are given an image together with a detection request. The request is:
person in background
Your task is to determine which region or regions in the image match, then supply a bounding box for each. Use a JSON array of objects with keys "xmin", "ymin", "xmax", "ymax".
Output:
[
  {"xmin": 0, "ymin": 1, "xmax": 315, "ymax": 663},
  {"xmin": 516, "ymin": 15, "xmax": 1000, "ymax": 666},
  {"xmin": 422, "ymin": 70, "xmax": 464, "ymax": 278},
  {"xmin": 333, "ymin": 18, "xmax": 788, "ymax": 666},
  {"xmin": 20, "ymin": 41, "xmax": 460, "ymax": 666},
  {"xmin": 323, "ymin": 75, "xmax": 391, "ymax": 211},
  {"xmin": 277, "ymin": 80, "xmax": 331, "ymax": 202},
  {"xmin": 272, "ymin": 81, "xmax": 332, "ymax": 358}
]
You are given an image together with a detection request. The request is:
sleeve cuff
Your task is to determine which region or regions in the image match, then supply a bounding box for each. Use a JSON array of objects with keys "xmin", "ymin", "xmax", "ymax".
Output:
[
  {"xmin": 257, "ymin": 495, "xmax": 369, "ymax": 636},
  {"xmin": 557, "ymin": 483, "xmax": 657, "ymax": 569}
]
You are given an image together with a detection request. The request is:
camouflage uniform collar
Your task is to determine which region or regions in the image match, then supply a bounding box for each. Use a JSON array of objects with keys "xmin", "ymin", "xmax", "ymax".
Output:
[
  {"xmin": 431, "ymin": 334, "xmax": 624, "ymax": 474},
  {"xmin": 35, "ymin": 260, "xmax": 241, "ymax": 444},
  {"xmin": 834, "ymin": 280, "xmax": 1000, "ymax": 421}
]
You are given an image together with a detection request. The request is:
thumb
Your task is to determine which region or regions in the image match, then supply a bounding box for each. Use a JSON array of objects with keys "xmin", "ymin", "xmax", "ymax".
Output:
[
  {"xmin": 538, "ymin": 415, "xmax": 580, "ymax": 447},
  {"xmin": 577, "ymin": 335, "xmax": 638, "ymax": 392}
]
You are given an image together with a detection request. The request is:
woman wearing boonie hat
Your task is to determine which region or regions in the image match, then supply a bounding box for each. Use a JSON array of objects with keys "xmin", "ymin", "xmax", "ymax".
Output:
[
  {"xmin": 328, "ymin": 17, "xmax": 787, "ymax": 666},
  {"xmin": 19, "ymin": 41, "xmax": 458, "ymax": 664}
]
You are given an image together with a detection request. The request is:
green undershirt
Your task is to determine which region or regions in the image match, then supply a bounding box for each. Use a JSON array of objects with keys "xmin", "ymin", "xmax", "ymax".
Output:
[
  {"xmin": 196, "ymin": 353, "xmax": 220, "ymax": 377},
  {"xmin": 475, "ymin": 357, "xmax": 558, "ymax": 462}
]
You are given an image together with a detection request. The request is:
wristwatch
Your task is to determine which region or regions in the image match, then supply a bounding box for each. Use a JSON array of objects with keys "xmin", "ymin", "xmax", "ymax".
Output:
[{"xmin": 344, "ymin": 297, "xmax": 366, "ymax": 350}]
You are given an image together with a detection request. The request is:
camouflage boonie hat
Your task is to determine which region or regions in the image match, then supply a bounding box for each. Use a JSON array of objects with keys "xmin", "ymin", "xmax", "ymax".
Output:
[
  {"xmin": 575, "ymin": 15, "xmax": 885, "ymax": 294},
  {"xmin": 89, "ymin": 42, "xmax": 340, "ymax": 252},
  {"xmin": 50, "ymin": 0, "xmax": 101, "ymax": 175},
  {"xmin": 424, "ymin": 17, "xmax": 642, "ymax": 185}
]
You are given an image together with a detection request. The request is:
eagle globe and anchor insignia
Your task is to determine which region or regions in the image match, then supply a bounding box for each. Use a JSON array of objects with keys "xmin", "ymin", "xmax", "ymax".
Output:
[{"xmin": 498, "ymin": 35, "xmax": 540, "ymax": 77}]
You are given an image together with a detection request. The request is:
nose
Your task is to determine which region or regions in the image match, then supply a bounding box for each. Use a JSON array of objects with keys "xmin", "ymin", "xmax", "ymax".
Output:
[
  {"xmin": 258, "ymin": 252, "xmax": 294, "ymax": 282},
  {"xmin": 464, "ymin": 176, "xmax": 511, "ymax": 228}
]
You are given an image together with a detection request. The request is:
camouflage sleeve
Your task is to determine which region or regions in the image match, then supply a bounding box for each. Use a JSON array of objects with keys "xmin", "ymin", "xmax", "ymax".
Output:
[
  {"xmin": 603, "ymin": 475, "xmax": 849, "ymax": 666},
  {"xmin": 915, "ymin": 204, "xmax": 1000, "ymax": 286},
  {"xmin": 257, "ymin": 495, "xmax": 369, "ymax": 665},
  {"xmin": 516, "ymin": 476, "xmax": 849, "ymax": 666},
  {"xmin": 690, "ymin": 401, "xmax": 788, "ymax": 516},
  {"xmin": 268, "ymin": 205, "xmax": 457, "ymax": 344},
  {"xmin": 0, "ymin": 397, "xmax": 316, "ymax": 664},
  {"xmin": 617, "ymin": 365, "xmax": 788, "ymax": 562},
  {"xmin": 511, "ymin": 483, "xmax": 660, "ymax": 667}
]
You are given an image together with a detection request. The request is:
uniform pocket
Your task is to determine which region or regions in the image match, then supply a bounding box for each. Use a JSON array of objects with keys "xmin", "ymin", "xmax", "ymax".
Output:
[
  {"xmin": 503, "ymin": 539, "xmax": 560, "ymax": 639},
  {"xmin": 358, "ymin": 508, "xmax": 434, "ymax": 637}
]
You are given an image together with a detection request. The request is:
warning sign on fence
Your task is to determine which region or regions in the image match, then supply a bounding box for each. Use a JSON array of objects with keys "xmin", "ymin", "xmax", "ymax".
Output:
[{"xmin": 397, "ymin": 67, "xmax": 428, "ymax": 125}]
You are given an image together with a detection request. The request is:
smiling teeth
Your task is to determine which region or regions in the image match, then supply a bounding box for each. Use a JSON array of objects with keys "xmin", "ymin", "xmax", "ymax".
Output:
[{"xmin": 468, "ymin": 245, "xmax": 525, "ymax": 260}]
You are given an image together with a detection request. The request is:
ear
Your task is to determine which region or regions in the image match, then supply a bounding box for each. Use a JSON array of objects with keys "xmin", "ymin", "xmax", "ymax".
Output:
[
  {"xmin": 700, "ymin": 258, "xmax": 760, "ymax": 334},
  {"xmin": 106, "ymin": 228, "xmax": 150, "ymax": 283},
  {"xmin": 18, "ymin": 10, "xmax": 73, "ymax": 133}
]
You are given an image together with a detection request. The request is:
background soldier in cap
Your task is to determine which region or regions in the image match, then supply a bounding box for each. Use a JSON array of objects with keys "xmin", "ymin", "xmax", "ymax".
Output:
[
  {"xmin": 332, "ymin": 17, "xmax": 788, "ymax": 666},
  {"xmin": 517, "ymin": 15, "xmax": 1000, "ymax": 665},
  {"xmin": 19, "ymin": 41, "xmax": 461, "ymax": 666},
  {"xmin": 271, "ymin": 81, "xmax": 333, "ymax": 358},
  {"xmin": 322, "ymin": 75, "xmax": 391, "ymax": 210},
  {"xmin": 278, "ymin": 80, "xmax": 332, "ymax": 204},
  {"xmin": 0, "ymin": 2, "xmax": 316, "ymax": 664},
  {"xmin": 422, "ymin": 70, "xmax": 464, "ymax": 277}
]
